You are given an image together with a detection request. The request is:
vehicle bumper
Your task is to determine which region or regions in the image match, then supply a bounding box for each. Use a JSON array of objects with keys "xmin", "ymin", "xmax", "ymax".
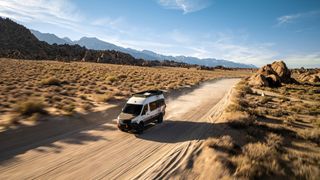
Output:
[{"xmin": 117, "ymin": 122, "xmax": 139, "ymax": 131}]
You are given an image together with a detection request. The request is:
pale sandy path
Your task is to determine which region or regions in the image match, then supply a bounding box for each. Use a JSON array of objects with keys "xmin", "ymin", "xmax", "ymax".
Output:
[{"xmin": 0, "ymin": 78, "xmax": 240, "ymax": 180}]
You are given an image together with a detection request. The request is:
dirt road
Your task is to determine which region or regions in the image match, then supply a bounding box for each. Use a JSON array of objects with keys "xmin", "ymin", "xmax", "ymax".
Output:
[{"xmin": 0, "ymin": 78, "xmax": 240, "ymax": 179}]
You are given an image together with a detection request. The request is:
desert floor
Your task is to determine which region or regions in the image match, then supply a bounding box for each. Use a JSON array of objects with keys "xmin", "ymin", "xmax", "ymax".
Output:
[{"xmin": 0, "ymin": 78, "xmax": 239, "ymax": 179}]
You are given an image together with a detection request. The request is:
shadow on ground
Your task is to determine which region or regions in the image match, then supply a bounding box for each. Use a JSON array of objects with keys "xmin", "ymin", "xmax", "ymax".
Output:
[
  {"xmin": 0, "ymin": 105, "xmax": 121, "ymax": 164},
  {"xmin": 136, "ymin": 120, "xmax": 217, "ymax": 143},
  {"xmin": 136, "ymin": 118, "xmax": 300, "ymax": 153}
]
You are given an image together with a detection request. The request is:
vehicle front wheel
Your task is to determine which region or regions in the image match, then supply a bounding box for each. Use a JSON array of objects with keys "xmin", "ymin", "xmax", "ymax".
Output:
[
  {"xmin": 119, "ymin": 128, "xmax": 127, "ymax": 132},
  {"xmin": 136, "ymin": 122, "xmax": 144, "ymax": 134},
  {"xmin": 157, "ymin": 114, "xmax": 163, "ymax": 123}
]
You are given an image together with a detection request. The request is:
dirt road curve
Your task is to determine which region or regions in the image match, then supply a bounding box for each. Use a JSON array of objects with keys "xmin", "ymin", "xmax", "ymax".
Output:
[{"xmin": 0, "ymin": 78, "xmax": 240, "ymax": 179}]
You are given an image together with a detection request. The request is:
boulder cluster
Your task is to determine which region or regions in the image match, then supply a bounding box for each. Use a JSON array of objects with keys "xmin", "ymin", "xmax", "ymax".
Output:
[
  {"xmin": 249, "ymin": 61, "xmax": 294, "ymax": 87},
  {"xmin": 296, "ymin": 69, "xmax": 320, "ymax": 83}
]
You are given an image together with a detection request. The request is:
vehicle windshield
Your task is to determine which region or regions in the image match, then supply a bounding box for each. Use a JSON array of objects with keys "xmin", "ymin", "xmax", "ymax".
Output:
[{"xmin": 122, "ymin": 104, "xmax": 143, "ymax": 116}]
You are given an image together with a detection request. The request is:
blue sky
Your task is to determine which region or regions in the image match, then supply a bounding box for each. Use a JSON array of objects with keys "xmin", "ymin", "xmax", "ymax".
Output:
[{"xmin": 0, "ymin": 0, "xmax": 319, "ymax": 67}]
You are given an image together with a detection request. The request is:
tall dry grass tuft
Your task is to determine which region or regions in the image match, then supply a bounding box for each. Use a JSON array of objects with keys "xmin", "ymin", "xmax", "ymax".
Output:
[
  {"xmin": 41, "ymin": 77, "xmax": 61, "ymax": 86},
  {"xmin": 233, "ymin": 142, "xmax": 284, "ymax": 179},
  {"xmin": 95, "ymin": 92, "xmax": 115, "ymax": 102},
  {"xmin": 205, "ymin": 136, "xmax": 240, "ymax": 155},
  {"xmin": 15, "ymin": 98, "xmax": 46, "ymax": 116}
]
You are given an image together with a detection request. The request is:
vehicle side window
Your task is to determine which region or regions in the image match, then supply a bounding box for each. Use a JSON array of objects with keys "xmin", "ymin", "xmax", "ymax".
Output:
[
  {"xmin": 141, "ymin": 105, "xmax": 148, "ymax": 115},
  {"xmin": 149, "ymin": 101, "xmax": 158, "ymax": 111},
  {"xmin": 157, "ymin": 99, "xmax": 165, "ymax": 107}
]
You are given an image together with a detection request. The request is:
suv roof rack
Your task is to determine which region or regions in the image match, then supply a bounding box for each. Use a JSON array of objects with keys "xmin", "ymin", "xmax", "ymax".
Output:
[{"xmin": 133, "ymin": 90, "xmax": 163, "ymax": 97}]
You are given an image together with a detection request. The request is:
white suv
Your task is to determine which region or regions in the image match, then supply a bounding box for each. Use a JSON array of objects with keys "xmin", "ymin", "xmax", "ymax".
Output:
[{"xmin": 117, "ymin": 90, "xmax": 166, "ymax": 133}]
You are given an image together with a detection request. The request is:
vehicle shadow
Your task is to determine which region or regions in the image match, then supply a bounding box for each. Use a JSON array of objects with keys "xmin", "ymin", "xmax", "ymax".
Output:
[
  {"xmin": 136, "ymin": 119, "xmax": 299, "ymax": 149},
  {"xmin": 0, "ymin": 105, "xmax": 121, "ymax": 164},
  {"xmin": 136, "ymin": 120, "xmax": 228, "ymax": 143}
]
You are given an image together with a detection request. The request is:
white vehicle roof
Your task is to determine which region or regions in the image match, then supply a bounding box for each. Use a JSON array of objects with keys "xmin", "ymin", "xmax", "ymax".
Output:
[
  {"xmin": 127, "ymin": 90, "xmax": 164, "ymax": 105},
  {"xmin": 127, "ymin": 96, "xmax": 146, "ymax": 105}
]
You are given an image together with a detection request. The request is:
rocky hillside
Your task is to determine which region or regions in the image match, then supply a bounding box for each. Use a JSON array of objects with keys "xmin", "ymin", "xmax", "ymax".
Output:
[
  {"xmin": 0, "ymin": 17, "xmax": 214, "ymax": 69},
  {"xmin": 0, "ymin": 18, "xmax": 50, "ymax": 59},
  {"xmin": 0, "ymin": 18, "xmax": 89, "ymax": 61}
]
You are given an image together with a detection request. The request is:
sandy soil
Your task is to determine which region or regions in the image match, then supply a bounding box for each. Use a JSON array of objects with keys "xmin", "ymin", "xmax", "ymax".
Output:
[{"xmin": 0, "ymin": 78, "xmax": 240, "ymax": 179}]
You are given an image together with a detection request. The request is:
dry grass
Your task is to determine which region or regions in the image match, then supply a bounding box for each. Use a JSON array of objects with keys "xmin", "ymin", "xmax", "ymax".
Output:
[
  {"xmin": 224, "ymin": 111, "xmax": 254, "ymax": 129},
  {"xmin": 205, "ymin": 136, "xmax": 240, "ymax": 155},
  {"xmin": 94, "ymin": 92, "xmax": 115, "ymax": 102},
  {"xmin": 14, "ymin": 98, "xmax": 46, "ymax": 116},
  {"xmin": 40, "ymin": 77, "xmax": 61, "ymax": 86},
  {"xmin": 0, "ymin": 58, "xmax": 251, "ymax": 126},
  {"xmin": 202, "ymin": 79, "xmax": 320, "ymax": 179},
  {"xmin": 233, "ymin": 141, "xmax": 284, "ymax": 178}
]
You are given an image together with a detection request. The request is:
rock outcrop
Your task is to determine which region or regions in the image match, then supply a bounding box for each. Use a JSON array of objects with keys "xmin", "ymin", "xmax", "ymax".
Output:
[
  {"xmin": 271, "ymin": 61, "xmax": 292, "ymax": 83},
  {"xmin": 296, "ymin": 70, "xmax": 320, "ymax": 83},
  {"xmin": 249, "ymin": 61, "xmax": 293, "ymax": 87}
]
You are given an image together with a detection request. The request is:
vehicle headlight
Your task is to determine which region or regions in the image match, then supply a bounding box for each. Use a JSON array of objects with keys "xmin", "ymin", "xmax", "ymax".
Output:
[{"xmin": 131, "ymin": 117, "xmax": 137, "ymax": 123}]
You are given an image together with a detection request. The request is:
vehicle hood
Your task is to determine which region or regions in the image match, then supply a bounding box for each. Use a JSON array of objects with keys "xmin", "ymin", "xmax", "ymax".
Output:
[{"xmin": 118, "ymin": 112, "xmax": 136, "ymax": 120}]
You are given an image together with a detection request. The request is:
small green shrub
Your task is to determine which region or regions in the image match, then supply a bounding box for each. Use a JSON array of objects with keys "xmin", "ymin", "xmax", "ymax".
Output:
[
  {"xmin": 62, "ymin": 104, "xmax": 75, "ymax": 113},
  {"xmin": 41, "ymin": 77, "xmax": 61, "ymax": 86},
  {"xmin": 260, "ymin": 96, "xmax": 272, "ymax": 104},
  {"xmin": 269, "ymin": 109, "xmax": 285, "ymax": 117},
  {"xmin": 15, "ymin": 99, "xmax": 46, "ymax": 115},
  {"xmin": 95, "ymin": 92, "xmax": 114, "ymax": 102},
  {"xmin": 266, "ymin": 133, "xmax": 283, "ymax": 150},
  {"xmin": 79, "ymin": 94, "xmax": 87, "ymax": 100},
  {"xmin": 28, "ymin": 113, "xmax": 41, "ymax": 122},
  {"xmin": 250, "ymin": 108, "xmax": 268, "ymax": 117},
  {"xmin": 118, "ymin": 74, "xmax": 127, "ymax": 79},
  {"xmin": 307, "ymin": 106, "xmax": 320, "ymax": 116},
  {"xmin": 226, "ymin": 103, "xmax": 245, "ymax": 112},
  {"xmin": 82, "ymin": 103, "xmax": 93, "ymax": 111},
  {"xmin": 240, "ymin": 85, "xmax": 253, "ymax": 94},
  {"xmin": 299, "ymin": 128, "xmax": 320, "ymax": 145},
  {"xmin": 52, "ymin": 95, "xmax": 62, "ymax": 101},
  {"xmin": 239, "ymin": 99, "xmax": 249, "ymax": 107},
  {"xmin": 279, "ymin": 96, "xmax": 289, "ymax": 102},
  {"xmin": 106, "ymin": 76, "xmax": 118, "ymax": 83},
  {"xmin": 228, "ymin": 115, "xmax": 255, "ymax": 129},
  {"xmin": 234, "ymin": 142, "xmax": 283, "ymax": 179},
  {"xmin": 205, "ymin": 136, "xmax": 240, "ymax": 155}
]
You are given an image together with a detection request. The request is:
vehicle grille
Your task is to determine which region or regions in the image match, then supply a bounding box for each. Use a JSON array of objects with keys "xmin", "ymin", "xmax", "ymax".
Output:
[{"xmin": 120, "ymin": 119, "xmax": 131, "ymax": 124}]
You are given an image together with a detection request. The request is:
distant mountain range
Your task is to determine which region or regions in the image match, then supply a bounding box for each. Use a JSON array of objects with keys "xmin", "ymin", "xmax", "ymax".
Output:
[
  {"xmin": 31, "ymin": 30, "xmax": 256, "ymax": 68},
  {"xmin": 1, "ymin": 17, "xmax": 196, "ymax": 68}
]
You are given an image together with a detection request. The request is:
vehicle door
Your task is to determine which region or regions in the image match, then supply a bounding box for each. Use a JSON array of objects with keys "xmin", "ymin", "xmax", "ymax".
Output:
[
  {"xmin": 158, "ymin": 99, "xmax": 166, "ymax": 114},
  {"xmin": 148, "ymin": 101, "xmax": 159, "ymax": 122},
  {"xmin": 140, "ymin": 104, "xmax": 150, "ymax": 123}
]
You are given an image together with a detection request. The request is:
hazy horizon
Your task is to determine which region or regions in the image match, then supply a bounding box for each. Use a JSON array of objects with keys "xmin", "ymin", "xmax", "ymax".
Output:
[{"xmin": 0, "ymin": 0, "xmax": 319, "ymax": 68}]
